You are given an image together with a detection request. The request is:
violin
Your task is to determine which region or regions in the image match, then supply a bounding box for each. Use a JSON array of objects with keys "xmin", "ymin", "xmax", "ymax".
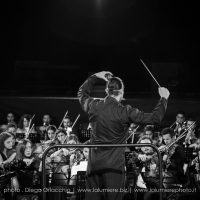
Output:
[
  {"xmin": 70, "ymin": 149, "xmax": 84, "ymax": 168},
  {"xmin": 174, "ymin": 121, "xmax": 187, "ymax": 138},
  {"xmin": 3, "ymin": 159, "xmax": 26, "ymax": 171}
]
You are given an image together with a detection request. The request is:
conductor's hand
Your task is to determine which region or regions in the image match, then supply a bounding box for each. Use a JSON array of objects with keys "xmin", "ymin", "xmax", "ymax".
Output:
[
  {"xmin": 94, "ymin": 71, "xmax": 113, "ymax": 81},
  {"xmin": 158, "ymin": 87, "xmax": 170, "ymax": 100}
]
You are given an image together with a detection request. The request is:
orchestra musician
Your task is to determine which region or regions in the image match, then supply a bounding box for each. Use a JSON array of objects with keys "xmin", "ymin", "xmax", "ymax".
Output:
[
  {"xmin": 45, "ymin": 125, "xmax": 57, "ymax": 141},
  {"xmin": 171, "ymin": 111, "xmax": 186, "ymax": 137},
  {"xmin": 70, "ymin": 147, "xmax": 89, "ymax": 186},
  {"xmin": 127, "ymin": 122, "xmax": 140, "ymax": 145},
  {"xmin": 37, "ymin": 125, "xmax": 58, "ymax": 157},
  {"xmin": 49, "ymin": 134, "xmax": 81, "ymax": 173},
  {"xmin": 0, "ymin": 132, "xmax": 19, "ymax": 199},
  {"xmin": 61, "ymin": 116, "xmax": 73, "ymax": 137},
  {"xmin": 38, "ymin": 114, "xmax": 52, "ymax": 140},
  {"xmin": 160, "ymin": 128, "xmax": 187, "ymax": 189},
  {"xmin": 0, "ymin": 124, "xmax": 8, "ymax": 132},
  {"xmin": 17, "ymin": 114, "xmax": 33, "ymax": 139},
  {"xmin": 0, "ymin": 132, "xmax": 17, "ymax": 170},
  {"xmin": 16, "ymin": 139, "xmax": 38, "ymax": 168},
  {"xmin": 6, "ymin": 123, "xmax": 17, "ymax": 136},
  {"xmin": 128, "ymin": 136, "xmax": 159, "ymax": 200},
  {"xmin": 132, "ymin": 136, "xmax": 159, "ymax": 190},
  {"xmin": 190, "ymin": 150, "xmax": 200, "ymax": 188},
  {"xmin": 143, "ymin": 125, "xmax": 154, "ymax": 140},
  {"xmin": 48, "ymin": 130, "xmax": 69, "ymax": 173},
  {"xmin": 6, "ymin": 112, "xmax": 17, "ymax": 127},
  {"xmin": 9, "ymin": 132, "xmax": 18, "ymax": 150},
  {"xmin": 78, "ymin": 71, "xmax": 170, "ymax": 200},
  {"xmin": 184, "ymin": 118, "xmax": 198, "ymax": 147}
]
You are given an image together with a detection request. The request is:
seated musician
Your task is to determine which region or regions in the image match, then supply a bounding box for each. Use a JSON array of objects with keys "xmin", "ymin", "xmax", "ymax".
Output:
[
  {"xmin": 6, "ymin": 112, "xmax": 17, "ymax": 127},
  {"xmin": 50, "ymin": 134, "xmax": 82, "ymax": 175},
  {"xmin": 82, "ymin": 147, "xmax": 89, "ymax": 161},
  {"xmin": 184, "ymin": 118, "xmax": 199, "ymax": 148},
  {"xmin": 0, "ymin": 124, "xmax": 8, "ymax": 133},
  {"xmin": 44, "ymin": 125, "xmax": 57, "ymax": 141},
  {"xmin": 9, "ymin": 132, "xmax": 18, "ymax": 150},
  {"xmin": 48, "ymin": 130, "xmax": 69, "ymax": 172},
  {"xmin": 153, "ymin": 132, "xmax": 163, "ymax": 148},
  {"xmin": 37, "ymin": 114, "xmax": 52, "ymax": 140},
  {"xmin": 143, "ymin": 125, "xmax": 154, "ymax": 140},
  {"xmin": 0, "ymin": 132, "xmax": 19, "ymax": 197},
  {"xmin": 16, "ymin": 139, "xmax": 39, "ymax": 168},
  {"xmin": 126, "ymin": 136, "xmax": 159, "ymax": 200},
  {"xmin": 61, "ymin": 116, "xmax": 73, "ymax": 136},
  {"xmin": 0, "ymin": 132, "xmax": 17, "ymax": 170},
  {"xmin": 35, "ymin": 125, "xmax": 57, "ymax": 155},
  {"xmin": 171, "ymin": 110, "xmax": 186, "ymax": 137},
  {"xmin": 17, "ymin": 114, "xmax": 32, "ymax": 139},
  {"xmin": 136, "ymin": 136, "xmax": 159, "ymax": 189},
  {"xmin": 69, "ymin": 147, "xmax": 89, "ymax": 185},
  {"xmin": 6, "ymin": 123, "xmax": 17, "ymax": 135},
  {"xmin": 160, "ymin": 127, "xmax": 187, "ymax": 188},
  {"xmin": 15, "ymin": 139, "xmax": 41, "ymax": 192},
  {"xmin": 127, "ymin": 122, "xmax": 140, "ymax": 144}
]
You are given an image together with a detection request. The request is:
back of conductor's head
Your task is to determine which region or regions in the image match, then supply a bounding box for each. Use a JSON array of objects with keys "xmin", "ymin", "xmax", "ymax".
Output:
[{"xmin": 105, "ymin": 76, "xmax": 125, "ymax": 102}]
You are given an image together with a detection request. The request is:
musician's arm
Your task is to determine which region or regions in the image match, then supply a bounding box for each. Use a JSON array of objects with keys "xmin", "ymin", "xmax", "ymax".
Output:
[
  {"xmin": 50, "ymin": 149, "xmax": 62, "ymax": 158},
  {"xmin": 1, "ymin": 152, "xmax": 16, "ymax": 165}
]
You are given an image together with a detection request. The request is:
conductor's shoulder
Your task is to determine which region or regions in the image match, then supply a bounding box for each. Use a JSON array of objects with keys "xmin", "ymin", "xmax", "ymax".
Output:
[
  {"xmin": 90, "ymin": 98, "xmax": 102, "ymax": 105},
  {"xmin": 88, "ymin": 98, "xmax": 102, "ymax": 110},
  {"xmin": 117, "ymin": 103, "xmax": 132, "ymax": 110}
]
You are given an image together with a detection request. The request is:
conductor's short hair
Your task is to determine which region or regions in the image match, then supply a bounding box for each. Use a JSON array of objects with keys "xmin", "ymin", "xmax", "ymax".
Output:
[{"xmin": 106, "ymin": 77, "xmax": 124, "ymax": 96}]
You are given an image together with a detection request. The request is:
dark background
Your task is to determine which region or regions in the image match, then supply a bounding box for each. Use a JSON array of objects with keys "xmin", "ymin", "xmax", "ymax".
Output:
[
  {"xmin": 1, "ymin": 0, "xmax": 198, "ymax": 98},
  {"xmin": 0, "ymin": 0, "xmax": 199, "ymax": 126}
]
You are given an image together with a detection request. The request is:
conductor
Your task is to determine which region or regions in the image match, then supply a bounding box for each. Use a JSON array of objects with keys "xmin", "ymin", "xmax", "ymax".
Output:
[{"xmin": 78, "ymin": 71, "xmax": 170, "ymax": 200}]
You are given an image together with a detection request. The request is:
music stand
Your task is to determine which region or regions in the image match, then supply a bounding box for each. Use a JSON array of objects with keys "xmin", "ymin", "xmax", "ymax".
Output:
[
  {"xmin": 78, "ymin": 129, "xmax": 92, "ymax": 143},
  {"xmin": 28, "ymin": 133, "xmax": 41, "ymax": 143},
  {"xmin": 16, "ymin": 132, "xmax": 25, "ymax": 140}
]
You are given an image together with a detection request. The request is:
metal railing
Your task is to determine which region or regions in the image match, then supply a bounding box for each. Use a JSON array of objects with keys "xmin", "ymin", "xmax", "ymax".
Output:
[{"xmin": 42, "ymin": 144, "xmax": 163, "ymax": 200}]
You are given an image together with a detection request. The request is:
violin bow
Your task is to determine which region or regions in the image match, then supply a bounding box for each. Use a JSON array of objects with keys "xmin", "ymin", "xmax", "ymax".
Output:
[
  {"xmin": 127, "ymin": 125, "xmax": 140, "ymax": 142},
  {"xmin": 58, "ymin": 110, "xmax": 69, "ymax": 129},
  {"xmin": 166, "ymin": 121, "xmax": 196, "ymax": 151},
  {"xmin": 170, "ymin": 121, "xmax": 176, "ymax": 128},
  {"xmin": 27, "ymin": 123, "xmax": 35, "ymax": 138},
  {"xmin": 71, "ymin": 114, "xmax": 80, "ymax": 129},
  {"xmin": 27, "ymin": 114, "xmax": 35, "ymax": 133}
]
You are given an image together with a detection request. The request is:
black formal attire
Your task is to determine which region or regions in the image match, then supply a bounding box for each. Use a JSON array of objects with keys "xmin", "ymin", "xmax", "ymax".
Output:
[{"xmin": 78, "ymin": 75, "xmax": 168, "ymax": 200}]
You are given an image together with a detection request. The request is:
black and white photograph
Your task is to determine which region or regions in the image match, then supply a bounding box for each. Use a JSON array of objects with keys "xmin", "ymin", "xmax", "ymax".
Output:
[{"xmin": 0, "ymin": 0, "xmax": 199, "ymax": 200}]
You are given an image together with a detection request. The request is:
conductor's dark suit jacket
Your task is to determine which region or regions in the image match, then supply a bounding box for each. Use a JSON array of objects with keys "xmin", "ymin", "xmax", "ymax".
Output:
[{"xmin": 78, "ymin": 75, "xmax": 168, "ymax": 175}]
